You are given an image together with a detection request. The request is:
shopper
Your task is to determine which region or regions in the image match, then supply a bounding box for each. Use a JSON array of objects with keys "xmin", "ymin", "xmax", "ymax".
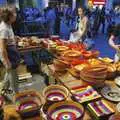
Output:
[
  {"xmin": 46, "ymin": 6, "xmax": 56, "ymax": 35},
  {"xmin": 69, "ymin": 6, "xmax": 89, "ymax": 43},
  {"xmin": 98, "ymin": 6, "xmax": 106, "ymax": 33},
  {"xmin": 109, "ymin": 24, "xmax": 120, "ymax": 62},
  {"xmin": 0, "ymin": 7, "xmax": 20, "ymax": 97}
]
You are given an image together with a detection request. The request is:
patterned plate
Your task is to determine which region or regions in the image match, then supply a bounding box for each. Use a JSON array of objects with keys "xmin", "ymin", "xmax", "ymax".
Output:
[
  {"xmin": 116, "ymin": 102, "xmax": 120, "ymax": 112},
  {"xmin": 101, "ymin": 86, "xmax": 120, "ymax": 102},
  {"xmin": 71, "ymin": 86, "xmax": 101, "ymax": 103},
  {"xmin": 47, "ymin": 101, "xmax": 84, "ymax": 120}
]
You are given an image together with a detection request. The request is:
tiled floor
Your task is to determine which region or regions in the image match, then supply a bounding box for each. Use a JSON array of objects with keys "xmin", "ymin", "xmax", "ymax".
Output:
[{"xmin": 19, "ymin": 74, "xmax": 46, "ymax": 93}]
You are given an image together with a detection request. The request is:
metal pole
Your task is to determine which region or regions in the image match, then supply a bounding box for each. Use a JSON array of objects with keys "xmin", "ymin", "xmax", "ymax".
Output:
[
  {"xmin": 72, "ymin": 0, "xmax": 76, "ymax": 11},
  {"xmin": 64, "ymin": 0, "xmax": 65, "ymax": 4}
]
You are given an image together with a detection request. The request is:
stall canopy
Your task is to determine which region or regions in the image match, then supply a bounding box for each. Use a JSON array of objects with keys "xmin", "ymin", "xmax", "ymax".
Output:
[{"xmin": 93, "ymin": 0, "xmax": 106, "ymax": 5}]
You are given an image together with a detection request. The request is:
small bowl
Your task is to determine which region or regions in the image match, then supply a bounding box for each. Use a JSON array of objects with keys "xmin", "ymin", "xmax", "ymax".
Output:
[{"xmin": 43, "ymin": 85, "xmax": 69, "ymax": 103}]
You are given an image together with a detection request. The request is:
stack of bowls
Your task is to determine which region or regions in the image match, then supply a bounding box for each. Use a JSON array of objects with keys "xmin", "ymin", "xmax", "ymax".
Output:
[
  {"xmin": 53, "ymin": 59, "xmax": 70, "ymax": 73},
  {"xmin": 80, "ymin": 65, "xmax": 107, "ymax": 88}
]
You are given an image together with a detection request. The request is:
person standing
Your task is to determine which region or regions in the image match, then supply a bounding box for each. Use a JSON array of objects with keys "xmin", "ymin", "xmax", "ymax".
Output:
[
  {"xmin": 0, "ymin": 7, "xmax": 20, "ymax": 97},
  {"xmin": 109, "ymin": 24, "xmax": 120, "ymax": 62},
  {"xmin": 69, "ymin": 6, "xmax": 89, "ymax": 43},
  {"xmin": 46, "ymin": 6, "xmax": 56, "ymax": 35},
  {"xmin": 99, "ymin": 6, "xmax": 106, "ymax": 33}
]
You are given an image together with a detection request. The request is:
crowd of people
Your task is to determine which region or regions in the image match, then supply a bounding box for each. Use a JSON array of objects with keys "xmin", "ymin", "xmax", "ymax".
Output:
[{"xmin": 40, "ymin": 4, "xmax": 116, "ymax": 38}]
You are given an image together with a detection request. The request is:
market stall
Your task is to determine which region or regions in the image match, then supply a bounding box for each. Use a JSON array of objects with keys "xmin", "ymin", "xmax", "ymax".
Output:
[{"xmin": 0, "ymin": 36, "xmax": 120, "ymax": 120}]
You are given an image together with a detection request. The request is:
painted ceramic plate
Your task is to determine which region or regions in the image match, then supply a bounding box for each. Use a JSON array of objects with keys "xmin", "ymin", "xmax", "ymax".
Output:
[
  {"xmin": 47, "ymin": 101, "xmax": 84, "ymax": 120},
  {"xmin": 115, "ymin": 77, "xmax": 120, "ymax": 87},
  {"xmin": 116, "ymin": 102, "xmax": 120, "ymax": 112},
  {"xmin": 101, "ymin": 86, "xmax": 120, "ymax": 102}
]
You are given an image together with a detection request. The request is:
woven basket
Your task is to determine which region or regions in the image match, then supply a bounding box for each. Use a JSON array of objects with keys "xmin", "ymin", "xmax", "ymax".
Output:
[
  {"xmin": 80, "ymin": 65, "xmax": 107, "ymax": 88},
  {"xmin": 47, "ymin": 100, "xmax": 84, "ymax": 120},
  {"xmin": 43, "ymin": 85, "xmax": 69, "ymax": 103},
  {"xmin": 14, "ymin": 90, "xmax": 42, "ymax": 117}
]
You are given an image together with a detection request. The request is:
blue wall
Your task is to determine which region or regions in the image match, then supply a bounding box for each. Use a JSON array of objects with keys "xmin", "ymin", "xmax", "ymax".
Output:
[{"xmin": 0, "ymin": 0, "xmax": 7, "ymax": 6}]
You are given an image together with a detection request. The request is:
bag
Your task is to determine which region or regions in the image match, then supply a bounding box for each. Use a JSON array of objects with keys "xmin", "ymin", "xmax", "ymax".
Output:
[{"xmin": 7, "ymin": 46, "xmax": 20, "ymax": 69}]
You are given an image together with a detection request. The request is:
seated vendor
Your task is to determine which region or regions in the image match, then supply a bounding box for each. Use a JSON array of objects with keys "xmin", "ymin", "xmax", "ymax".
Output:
[{"xmin": 69, "ymin": 6, "xmax": 89, "ymax": 43}]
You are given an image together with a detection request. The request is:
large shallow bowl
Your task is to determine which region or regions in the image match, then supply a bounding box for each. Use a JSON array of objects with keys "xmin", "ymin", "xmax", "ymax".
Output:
[
  {"xmin": 43, "ymin": 85, "xmax": 69, "ymax": 103},
  {"xmin": 14, "ymin": 90, "xmax": 42, "ymax": 117},
  {"xmin": 47, "ymin": 100, "xmax": 84, "ymax": 120}
]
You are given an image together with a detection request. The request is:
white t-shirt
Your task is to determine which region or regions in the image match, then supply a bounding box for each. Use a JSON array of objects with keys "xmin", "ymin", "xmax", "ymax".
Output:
[{"xmin": 0, "ymin": 21, "xmax": 16, "ymax": 45}]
